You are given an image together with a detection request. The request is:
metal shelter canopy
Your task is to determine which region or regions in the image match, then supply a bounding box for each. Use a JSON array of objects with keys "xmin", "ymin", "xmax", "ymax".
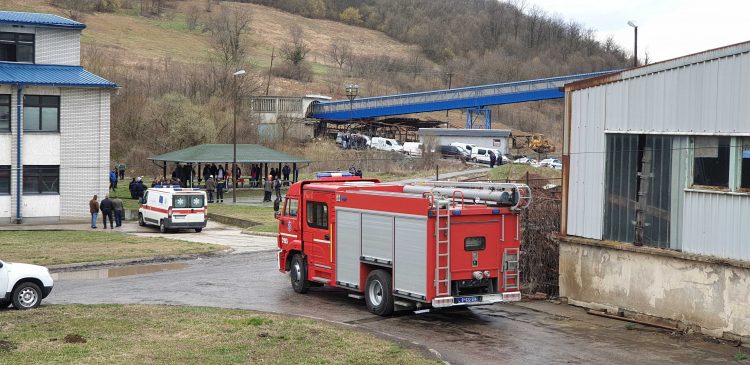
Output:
[
  {"xmin": 309, "ymin": 70, "xmax": 620, "ymax": 121},
  {"xmin": 148, "ymin": 144, "xmax": 310, "ymax": 164}
]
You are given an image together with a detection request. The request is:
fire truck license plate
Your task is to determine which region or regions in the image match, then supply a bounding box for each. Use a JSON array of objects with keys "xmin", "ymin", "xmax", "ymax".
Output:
[{"xmin": 454, "ymin": 296, "xmax": 481, "ymax": 304}]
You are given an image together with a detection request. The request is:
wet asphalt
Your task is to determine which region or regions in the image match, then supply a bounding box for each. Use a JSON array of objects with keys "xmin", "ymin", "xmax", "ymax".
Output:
[{"xmin": 45, "ymin": 251, "xmax": 742, "ymax": 365}]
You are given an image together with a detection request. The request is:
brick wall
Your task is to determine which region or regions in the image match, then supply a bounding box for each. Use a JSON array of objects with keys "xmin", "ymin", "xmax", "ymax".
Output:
[{"xmin": 35, "ymin": 28, "xmax": 81, "ymax": 66}]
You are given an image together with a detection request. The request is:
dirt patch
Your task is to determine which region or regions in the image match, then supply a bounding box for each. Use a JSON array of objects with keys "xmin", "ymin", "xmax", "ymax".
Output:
[
  {"xmin": 0, "ymin": 340, "xmax": 17, "ymax": 352},
  {"xmin": 63, "ymin": 334, "xmax": 87, "ymax": 344}
]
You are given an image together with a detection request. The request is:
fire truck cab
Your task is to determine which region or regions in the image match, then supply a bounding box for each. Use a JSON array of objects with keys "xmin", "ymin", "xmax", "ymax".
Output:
[{"xmin": 276, "ymin": 173, "xmax": 531, "ymax": 316}]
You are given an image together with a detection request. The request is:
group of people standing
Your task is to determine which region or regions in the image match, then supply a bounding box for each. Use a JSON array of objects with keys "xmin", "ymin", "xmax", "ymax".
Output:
[
  {"xmin": 89, "ymin": 194, "xmax": 124, "ymax": 229},
  {"xmin": 203, "ymin": 175, "xmax": 227, "ymax": 203}
]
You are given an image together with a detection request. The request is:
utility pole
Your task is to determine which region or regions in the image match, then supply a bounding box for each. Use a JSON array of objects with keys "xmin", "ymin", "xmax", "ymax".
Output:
[
  {"xmin": 628, "ymin": 21, "xmax": 638, "ymax": 68},
  {"xmin": 265, "ymin": 48, "xmax": 275, "ymax": 96},
  {"xmin": 445, "ymin": 72, "xmax": 453, "ymax": 118}
]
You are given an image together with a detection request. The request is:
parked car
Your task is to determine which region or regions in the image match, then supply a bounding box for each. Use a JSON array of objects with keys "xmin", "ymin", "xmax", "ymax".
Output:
[
  {"xmin": 513, "ymin": 156, "xmax": 537, "ymax": 165},
  {"xmin": 0, "ymin": 259, "xmax": 53, "ymax": 310},
  {"xmin": 402, "ymin": 142, "xmax": 423, "ymax": 156},
  {"xmin": 539, "ymin": 158, "xmax": 562, "ymax": 167},
  {"xmin": 440, "ymin": 145, "xmax": 470, "ymax": 160},
  {"xmin": 450, "ymin": 142, "xmax": 477, "ymax": 154},
  {"xmin": 371, "ymin": 137, "xmax": 404, "ymax": 152},
  {"xmin": 139, "ymin": 186, "xmax": 208, "ymax": 233},
  {"xmin": 550, "ymin": 161, "xmax": 562, "ymax": 170}
]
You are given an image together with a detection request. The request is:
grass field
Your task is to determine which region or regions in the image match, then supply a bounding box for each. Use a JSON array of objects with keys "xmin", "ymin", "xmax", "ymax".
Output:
[
  {"xmin": 0, "ymin": 305, "xmax": 439, "ymax": 365},
  {"xmin": 0, "ymin": 231, "xmax": 223, "ymax": 266},
  {"xmin": 489, "ymin": 164, "xmax": 562, "ymax": 183}
]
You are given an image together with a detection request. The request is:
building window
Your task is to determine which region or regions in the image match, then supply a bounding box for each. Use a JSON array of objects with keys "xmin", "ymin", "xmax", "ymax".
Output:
[
  {"xmin": 23, "ymin": 166, "xmax": 59, "ymax": 194},
  {"xmin": 0, "ymin": 32, "xmax": 34, "ymax": 63},
  {"xmin": 0, "ymin": 166, "xmax": 9, "ymax": 195},
  {"xmin": 306, "ymin": 201, "xmax": 328, "ymax": 229},
  {"xmin": 23, "ymin": 95, "xmax": 59, "ymax": 132},
  {"xmin": 692, "ymin": 137, "xmax": 731, "ymax": 188},
  {"xmin": 0, "ymin": 95, "xmax": 9, "ymax": 132},
  {"xmin": 741, "ymin": 140, "xmax": 750, "ymax": 191}
]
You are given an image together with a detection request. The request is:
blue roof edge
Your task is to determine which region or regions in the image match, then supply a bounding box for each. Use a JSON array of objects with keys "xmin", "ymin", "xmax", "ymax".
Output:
[
  {"xmin": 0, "ymin": 63, "xmax": 118, "ymax": 88},
  {"xmin": 0, "ymin": 11, "xmax": 86, "ymax": 29}
]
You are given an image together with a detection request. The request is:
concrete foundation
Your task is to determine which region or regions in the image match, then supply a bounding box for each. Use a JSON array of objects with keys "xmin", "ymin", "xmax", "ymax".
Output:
[{"xmin": 560, "ymin": 237, "xmax": 750, "ymax": 340}]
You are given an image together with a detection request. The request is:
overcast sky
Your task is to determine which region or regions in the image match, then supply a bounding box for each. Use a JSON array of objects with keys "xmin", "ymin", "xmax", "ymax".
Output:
[{"xmin": 527, "ymin": 0, "xmax": 750, "ymax": 62}]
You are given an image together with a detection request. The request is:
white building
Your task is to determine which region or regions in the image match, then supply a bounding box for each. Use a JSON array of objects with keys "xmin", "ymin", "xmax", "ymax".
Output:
[
  {"xmin": 417, "ymin": 128, "xmax": 511, "ymax": 154},
  {"xmin": 0, "ymin": 11, "xmax": 116, "ymax": 223},
  {"xmin": 560, "ymin": 41, "xmax": 750, "ymax": 339}
]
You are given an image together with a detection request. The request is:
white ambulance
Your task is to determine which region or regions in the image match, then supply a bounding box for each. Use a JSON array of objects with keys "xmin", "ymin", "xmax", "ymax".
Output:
[{"xmin": 138, "ymin": 186, "xmax": 208, "ymax": 233}]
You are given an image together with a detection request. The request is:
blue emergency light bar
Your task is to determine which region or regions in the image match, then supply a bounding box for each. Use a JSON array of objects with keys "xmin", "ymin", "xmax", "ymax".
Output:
[{"xmin": 315, "ymin": 171, "xmax": 354, "ymax": 179}]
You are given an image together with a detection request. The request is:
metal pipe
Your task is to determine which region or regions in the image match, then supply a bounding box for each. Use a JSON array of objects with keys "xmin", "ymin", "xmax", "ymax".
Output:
[
  {"xmin": 15, "ymin": 85, "xmax": 23, "ymax": 224},
  {"xmin": 403, "ymin": 185, "xmax": 518, "ymax": 207}
]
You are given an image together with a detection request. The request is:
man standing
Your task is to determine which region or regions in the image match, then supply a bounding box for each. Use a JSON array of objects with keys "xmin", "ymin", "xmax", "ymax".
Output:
[
  {"xmin": 117, "ymin": 162, "xmax": 126, "ymax": 181},
  {"xmin": 89, "ymin": 195, "xmax": 99, "ymax": 229},
  {"xmin": 134, "ymin": 177, "xmax": 146, "ymax": 201},
  {"xmin": 282, "ymin": 163, "xmax": 291, "ymax": 186},
  {"xmin": 205, "ymin": 175, "xmax": 216, "ymax": 203},
  {"xmin": 263, "ymin": 175, "xmax": 273, "ymax": 202},
  {"xmin": 109, "ymin": 169, "xmax": 118, "ymax": 191},
  {"xmin": 489, "ymin": 151, "xmax": 496, "ymax": 168},
  {"xmin": 274, "ymin": 175, "xmax": 282, "ymax": 201},
  {"xmin": 112, "ymin": 195, "xmax": 124, "ymax": 228},
  {"xmin": 216, "ymin": 178, "xmax": 225, "ymax": 203},
  {"xmin": 100, "ymin": 194, "xmax": 114, "ymax": 229}
]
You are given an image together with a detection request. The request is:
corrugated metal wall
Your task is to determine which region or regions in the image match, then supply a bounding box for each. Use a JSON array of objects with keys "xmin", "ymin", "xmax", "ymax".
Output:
[
  {"xmin": 682, "ymin": 191, "xmax": 750, "ymax": 261},
  {"xmin": 567, "ymin": 87, "xmax": 606, "ymax": 239},
  {"xmin": 602, "ymin": 51, "xmax": 750, "ymax": 135}
]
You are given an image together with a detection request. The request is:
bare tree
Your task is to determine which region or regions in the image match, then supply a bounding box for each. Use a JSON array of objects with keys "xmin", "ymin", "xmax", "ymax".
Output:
[
  {"xmin": 206, "ymin": 5, "xmax": 252, "ymax": 67},
  {"xmin": 281, "ymin": 25, "xmax": 310, "ymax": 67},
  {"xmin": 51, "ymin": 0, "xmax": 93, "ymax": 21},
  {"xmin": 329, "ymin": 40, "xmax": 352, "ymax": 69},
  {"xmin": 185, "ymin": 5, "xmax": 202, "ymax": 31}
]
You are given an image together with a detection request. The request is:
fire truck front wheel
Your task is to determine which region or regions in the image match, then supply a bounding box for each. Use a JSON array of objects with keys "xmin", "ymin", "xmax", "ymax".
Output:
[
  {"xmin": 290, "ymin": 255, "xmax": 310, "ymax": 294},
  {"xmin": 365, "ymin": 270, "xmax": 394, "ymax": 316}
]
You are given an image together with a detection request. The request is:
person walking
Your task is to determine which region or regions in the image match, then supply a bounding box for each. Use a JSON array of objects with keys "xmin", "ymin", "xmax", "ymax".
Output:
[
  {"xmin": 489, "ymin": 151, "xmax": 496, "ymax": 168},
  {"xmin": 100, "ymin": 194, "xmax": 114, "ymax": 229},
  {"xmin": 216, "ymin": 178, "xmax": 225, "ymax": 203},
  {"xmin": 109, "ymin": 169, "xmax": 118, "ymax": 191},
  {"xmin": 112, "ymin": 196, "xmax": 124, "ymax": 227},
  {"xmin": 89, "ymin": 195, "xmax": 99, "ymax": 229},
  {"xmin": 205, "ymin": 175, "xmax": 216, "ymax": 203},
  {"xmin": 263, "ymin": 175, "xmax": 273, "ymax": 202},
  {"xmin": 282, "ymin": 163, "xmax": 291, "ymax": 186}
]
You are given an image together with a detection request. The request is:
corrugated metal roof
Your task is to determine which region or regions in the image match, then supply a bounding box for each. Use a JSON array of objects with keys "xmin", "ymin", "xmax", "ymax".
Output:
[
  {"xmin": 0, "ymin": 63, "xmax": 117, "ymax": 88},
  {"xmin": 0, "ymin": 11, "xmax": 85, "ymax": 29},
  {"xmin": 417, "ymin": 128, "xmax": 511, "ymax": 138},
  {"xmin": 149, "ymin": 144, "xmax": 311, "ymax": 164}
]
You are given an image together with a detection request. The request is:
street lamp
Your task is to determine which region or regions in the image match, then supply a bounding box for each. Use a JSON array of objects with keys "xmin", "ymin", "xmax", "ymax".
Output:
[
  {"xmin": 232, "ymin": 69, "xmax": 246, "ymax": 204},
  {"xmin": 345, "ymin": 83, "xmax": 358, "ymax": 140},
  {"xmin": 628, "ymin": 20, "xmax": 638, "ymax": 68}
]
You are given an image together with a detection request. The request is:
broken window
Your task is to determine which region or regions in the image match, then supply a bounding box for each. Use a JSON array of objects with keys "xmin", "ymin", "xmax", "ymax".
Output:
[
  {"xmin": 603, "ymin": 134, "xmax": 672, "ymax": 248},
  {"xmin": 692, "ymin": 137, "xmax": 730, "ymax": 188}
]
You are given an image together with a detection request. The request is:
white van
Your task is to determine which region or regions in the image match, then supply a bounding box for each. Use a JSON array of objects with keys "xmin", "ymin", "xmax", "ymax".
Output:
[
  {"xmin": 402, "ymin": 142, "xmax": 423, "ymax": 156},
  {"xmin": 371, "ymin": 137, "xmax": 404, "ymax": 152},
  {"xmin": 450, "ymin": 142, "xmax": 477, "ymax": 154},
  {"xmin": 138, "ymin": 186, "xmax": 208, "ymax": 233},
  {"xmin": 471, "ymin": 147, "xmax": 499, "ymax": 163}
]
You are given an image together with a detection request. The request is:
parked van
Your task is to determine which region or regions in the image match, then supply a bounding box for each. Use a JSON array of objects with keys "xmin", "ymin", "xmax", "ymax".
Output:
[
  {"xmin": 402, "ymin": 142, "xmax": 423, "ymax": 156},
  {"xmin": 450, "ymin": 142, "xmax": 477, "ymax": 154},
  {"xmin": 371, "ymin": 137, "xmax": 404, "ymax": 152},
  {"xmin": 138, "ymin": 186, "xmax": 207, "ymax": 233},
  {"xmin": 439, "ymin": 145, "xmax": 470, "ymax": 160}
]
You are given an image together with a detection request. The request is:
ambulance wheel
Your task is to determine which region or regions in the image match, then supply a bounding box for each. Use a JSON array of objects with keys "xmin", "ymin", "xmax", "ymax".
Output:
[
  {"xmin": 290, "ymin": 254, "xmax": 310, "ymax": 294},
  {"xmin": 365, "ymin": 270, "xmax": 394, "ymax": 316},
  {"xmin": 138, "ymin": 213, "xmax": 145, "ymax": 226},
  {"xmin": 159, "ymin": 220, "xmax": 168, "ymax": 233},
  {"xmin": 194, "ymin": 228, "xmax": 202, "ymax": 233}
]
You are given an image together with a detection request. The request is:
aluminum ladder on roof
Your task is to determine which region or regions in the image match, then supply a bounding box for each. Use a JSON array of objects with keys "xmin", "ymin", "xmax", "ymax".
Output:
[{"xmin": 434, "ymin": 199, "xmax": 451, "ymax": 297}]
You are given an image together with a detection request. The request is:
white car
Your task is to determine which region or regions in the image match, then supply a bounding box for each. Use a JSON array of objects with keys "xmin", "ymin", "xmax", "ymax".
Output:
[
  {"xmin": 371, "ymin": 137, "xmax": 404, "ymax": 152},
  {"xmin": 550, "ymin": 161, "xmax": 563, "ymax": 170},
  {"xmin": 539, "ymin": 158, "xmax": 561, "ymax": 167},
  {"xmin": 402, "ymin": 142, "xmax": 423, "ymax": 156},
  {"xmin": 0, "ymin": 259, "xmax": 53, "ymax": 310},
  {"xmin": 139, "ymin": 186, "xmax": 208, "ymax": 233}
]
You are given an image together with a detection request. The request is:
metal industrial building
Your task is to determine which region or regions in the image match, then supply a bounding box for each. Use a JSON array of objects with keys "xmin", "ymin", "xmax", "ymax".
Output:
[
  {"xmin": 560, "ymin": 41, "xmax": 750, "ymax": 339},
  {"xmin": 0, "ymin": 11, "xmax": 116, "ymax": 223}
]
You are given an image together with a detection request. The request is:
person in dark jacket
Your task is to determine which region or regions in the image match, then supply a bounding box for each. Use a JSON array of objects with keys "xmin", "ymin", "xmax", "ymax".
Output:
[
  {"xmin": 273, "ymin": 176, "xmax": 282, "ymax": 200},
  {"xmin": 100, "ymin": 194, "xmax": 114, "ymax": 229},
  {"xmin": 89, "ymin": 195, "xmax": 99, "ymax": 229},
  {"xmin": 216, "ymin": 178, "xmax": 225, "ymax": 203},
  {"xmin": 134, "ymin": 177, "xmax": 146, "ymax": 201},
  {"xmin": 489, "ymin": 151, "xmax": 497, "ymax": 168},
  {"xmin": 112, "ymin": 196, "xmax": 124, "ymax": 227},
  {"xmin": 282, "ymin": 164, "xmax": 291, "ymax": 186},
  {"xmin": 128, "ymin": 178, "xmax": 136, "ymax": 199},
  {"xmin": 205, "ymin": 176, "xmax": 216, "ymax": 203}
]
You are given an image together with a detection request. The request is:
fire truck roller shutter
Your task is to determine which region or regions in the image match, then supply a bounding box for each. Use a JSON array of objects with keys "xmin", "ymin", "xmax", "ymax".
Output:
[
  {"xmin": 393, "ymin": 216, "xmax": 428, "ymax": 300},
  {"xmin": 361, "ymin": 213, "xmax": 394, "ymax": 265},
  {"xmin": 335, "ymin": 210, "xmax": 362, "ymax": 288}
]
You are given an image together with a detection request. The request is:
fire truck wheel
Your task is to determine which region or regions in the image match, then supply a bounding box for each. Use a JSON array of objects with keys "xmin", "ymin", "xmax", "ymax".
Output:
[
  {"xmin": 365, "ymin": 270, "xmax": 394, "ymax": 316},
  {"xmin": 290, "ymin": 255, "xmax": 310, "ymax": 294},
  {"xmin": 138, "ymin": 213, "xmax": 145, "ymax": 226}
]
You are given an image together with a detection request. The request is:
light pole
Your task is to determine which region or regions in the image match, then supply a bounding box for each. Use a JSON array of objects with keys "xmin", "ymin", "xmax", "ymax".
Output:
[
  {"xmin": 628, "ymin": 21, "xmax": 638, "ymax": 68},
  {"xmin": 232, "ymin": 69, "xmax": 246, "ymax": 203},
  {"xmin": 345, "ymin": 83, "xmax": 359, "ymax": 123}
]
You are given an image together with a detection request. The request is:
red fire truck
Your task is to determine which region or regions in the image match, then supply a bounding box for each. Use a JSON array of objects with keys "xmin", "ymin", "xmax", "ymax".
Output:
[{"xmin": 276, "ymin": 173, "xmax": 531, "ymax": 316}]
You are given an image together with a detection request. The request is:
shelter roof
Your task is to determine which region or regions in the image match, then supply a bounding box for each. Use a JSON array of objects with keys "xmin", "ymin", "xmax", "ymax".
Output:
[{"xmin": 148, "ymin": 144, "xmax": 310, "ymax": 164}]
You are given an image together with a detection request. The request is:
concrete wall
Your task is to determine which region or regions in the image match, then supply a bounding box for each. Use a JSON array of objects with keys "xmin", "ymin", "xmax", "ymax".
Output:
[{"xmin": 560, "ymin": 239, "xmax": 750, "ymax": 339}]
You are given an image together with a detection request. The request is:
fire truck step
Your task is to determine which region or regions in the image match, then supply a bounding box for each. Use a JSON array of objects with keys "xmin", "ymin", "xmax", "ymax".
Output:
[
  {"xmin": 348, "ymin": 293, "xmax": 364, "ymax": 300},
  {"xmin": 311, "ymin": 277, "xmax": 331, "ymax": 284}
]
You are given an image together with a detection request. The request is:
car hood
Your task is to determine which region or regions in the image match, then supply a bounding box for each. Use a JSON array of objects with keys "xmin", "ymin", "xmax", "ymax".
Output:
[{"xmin": 6, "ymin": 262, "xmax": 49, "ymax": 274}]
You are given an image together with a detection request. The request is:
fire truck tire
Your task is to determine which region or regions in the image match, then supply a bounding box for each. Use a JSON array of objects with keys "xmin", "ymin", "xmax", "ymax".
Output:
[
  {"xmin": 290, "ymin": 255, "xmax": 310, "ymax": 294},
  {"xmin": 365, "ymin": 270, "xmax": 394, "ymax": 316}
]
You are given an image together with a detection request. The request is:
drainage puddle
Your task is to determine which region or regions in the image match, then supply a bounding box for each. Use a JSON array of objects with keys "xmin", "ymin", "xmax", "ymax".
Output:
[{"xmin": 52, "ymin": 262, "xmax": 188, "ymax": 280}]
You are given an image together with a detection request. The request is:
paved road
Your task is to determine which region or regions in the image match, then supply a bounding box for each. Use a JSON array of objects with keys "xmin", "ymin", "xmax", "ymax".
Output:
[{"xmin": 48, "ymin": 252, "xmax": 739, "ymax": 365}]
